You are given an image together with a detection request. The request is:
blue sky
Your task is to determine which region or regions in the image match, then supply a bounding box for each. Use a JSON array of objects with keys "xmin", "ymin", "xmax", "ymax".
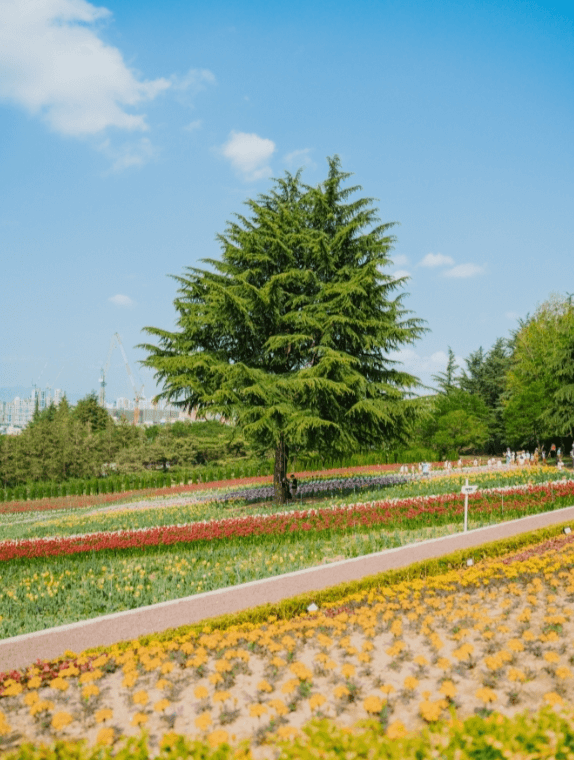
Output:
[{"xmin": 1, "ymin": 0, "xmax": 573, "ymax": 403}]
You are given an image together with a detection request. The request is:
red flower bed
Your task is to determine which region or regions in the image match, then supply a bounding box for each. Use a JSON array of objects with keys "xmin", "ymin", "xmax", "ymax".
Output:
[{"xmin": 1, "ymin": 480, "xmax": 571, "ymax": 563}]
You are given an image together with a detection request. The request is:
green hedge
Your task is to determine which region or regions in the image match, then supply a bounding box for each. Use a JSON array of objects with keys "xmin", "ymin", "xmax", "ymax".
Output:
[{"xmin": 0, "ymin": 449, "xmax": 480, "ymax": 504}]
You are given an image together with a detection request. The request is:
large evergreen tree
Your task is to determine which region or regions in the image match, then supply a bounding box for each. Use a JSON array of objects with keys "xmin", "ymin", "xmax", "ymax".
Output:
[{"xmin": 140, "ymin": 157, "xmax": 427, "ymax": 501}]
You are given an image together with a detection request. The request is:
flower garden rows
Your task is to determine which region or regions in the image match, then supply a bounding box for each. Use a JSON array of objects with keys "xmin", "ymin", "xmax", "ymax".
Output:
[
  {"xmin": 1, "ymin": 526, "xmax": 574, "ymax": 759},
  {"xmin": 0, "ymin": 464, "xmax": 407, "ymax": 515},
  {"xmin": 3, "ymin": 478, "xmax": 574, "ymax": 563},
  {"xmin": 1, "ymin": 460, "xmax": 560, "ymax": 519},
  {"xmin": 1, "ymin": 465, "xmax": 564, "ymax": 549}
]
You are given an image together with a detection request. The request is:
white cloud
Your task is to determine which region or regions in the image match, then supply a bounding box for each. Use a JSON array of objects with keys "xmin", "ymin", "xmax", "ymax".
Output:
[
  {"xmin": 392, "ymin": 254, "xmax": 409, "ymax": 267},
  {"xmin": 392, "ymin": 348, "xmax": 450, "ymax": 373},
  {"xmin": 443, "ymin": 263, "xmax": 485, "ymax": 278},
  {"xmin": 99, "ymin": 137, "xmax": 158, "ymax": 173},
  {"xmin": 391, "ymin": 348, "xmax": 465, "ymax": 390},
  {"xmin": 109, "ymin": 294, "xmax": 134, "ymax": 307},
  {"xmin": 419, "ymin": 253, "xmax": 455, "ymax": 267},
  {"xmin": 170, "ymin": 69, "xmax": 216, "ymax": 108},
  {"xmin": 392, "ymin": 269, "xmax": 411, "ymax": 281},
  {"xmin": 284, "ymin": 148, "xmax": 315, "ymax": 169},
  {"xmin": 171, "ymin": 69, "xmax": 216, "ymax": 92},
  {"xmin": 0, "ymin": 0, "xmax": 173, "ymax": 137},
  {"xmin": 221, "ymin": 131, "xmax": 275, "ymax": 180},
  {"xmin": 184, "ymin": 119, "xmax": 202, "ymax": 132}
]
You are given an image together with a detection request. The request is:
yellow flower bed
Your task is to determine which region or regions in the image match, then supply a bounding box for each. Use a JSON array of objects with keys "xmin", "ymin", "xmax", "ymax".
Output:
[{"xmin": 1, "ymin": 524, "xmax": 574, "ymax": 757}]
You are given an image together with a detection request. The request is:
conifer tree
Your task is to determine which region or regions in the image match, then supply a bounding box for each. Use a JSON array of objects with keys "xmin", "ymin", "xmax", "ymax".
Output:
[
  {"xmin": 140, "ymin": 157, "xmax": 427, "ymax": 501},
  {"xmin": 432, "ymin": 347, "xmax": 460, "ymax": 393}
]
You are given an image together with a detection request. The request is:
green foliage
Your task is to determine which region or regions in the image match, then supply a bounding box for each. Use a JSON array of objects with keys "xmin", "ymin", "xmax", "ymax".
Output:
[
  {"xmin": 408, "ymin": 294, "xmax": 574, "ymax": 454},
  {"xmin": 5, "ymin": 705, "xmax": 574, "ymax": 759},
  {"xmin": 72, "ymin": 392, "xmax": 112, "ymax": 432},
  {"xmin": 416, "ymin": 389, "xmax": 489, "ymax": 457},
  {"xmin": 459, "ymin": 338, "xmax": 512, "ymax": 453},
  {"xmin": 0, "ymin": 409, "xmax": 252, "ymax": 489},
  {"xmin": 504, "ymin": 295, "xmax": 574, "ymax": 448},
  {"xmin": 140, "ymin": 157, "xmax": 427, "ymax": 500},
  {"xmin": 431, "ymin": 346, "xmax": 460, "ymax": 393},
  {"xmin": 540, "ymin": 303, "xmax": 574, "ymax": 438}
]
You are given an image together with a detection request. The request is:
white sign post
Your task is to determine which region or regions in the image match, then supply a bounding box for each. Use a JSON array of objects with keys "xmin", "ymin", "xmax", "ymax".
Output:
[{"xmin": 461, "ymin": 478, "xmax": 478, "ymax": 532}]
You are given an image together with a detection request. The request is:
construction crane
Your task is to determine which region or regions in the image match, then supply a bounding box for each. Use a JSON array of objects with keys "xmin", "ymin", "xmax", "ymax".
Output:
[
  {"xmin": 98, "ymin": 335, "xmax": 118, "ymax": 408},
  {"xmin": 99, "ymin": 333, "xmax": 145, "ymax": 424}
]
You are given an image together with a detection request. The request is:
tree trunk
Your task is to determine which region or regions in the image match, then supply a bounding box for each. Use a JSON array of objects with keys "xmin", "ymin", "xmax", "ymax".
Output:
[{"xmin": 273, "ymin": 433, "xmax": 289, "ymax": 504}]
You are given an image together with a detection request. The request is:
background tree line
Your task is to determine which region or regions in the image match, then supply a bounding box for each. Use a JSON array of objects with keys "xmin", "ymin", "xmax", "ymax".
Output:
[
  {"xmin": 0, "ymin": 393, "xmax": 248, "ymax": 488},
  {"xmin": 412, "ymin": 293, "xmax": 574, "ymax": 458}
]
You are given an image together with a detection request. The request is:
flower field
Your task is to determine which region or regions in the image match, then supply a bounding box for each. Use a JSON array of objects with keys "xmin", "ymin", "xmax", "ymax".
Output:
[
  {"xmin": 3, "ymin": 478, "xmax": 574, "ymax": 564},
  {"xmin": 0, "ymin": 465, "xmax": 566, "ymax": 546},
  {"xmin": 2, "ymin": 471, "xmax": 574, "ymax": 638},
  {"xmin": 0, "ymin": 517, "xmax": 468, "ymax": 638},
  {"xmin": 1, "ymin": 523, "xmax": 574, "ymax": 759},
  {"xmin": 0, "ymin": 462, "xmax": 563, "ymax": 523}
]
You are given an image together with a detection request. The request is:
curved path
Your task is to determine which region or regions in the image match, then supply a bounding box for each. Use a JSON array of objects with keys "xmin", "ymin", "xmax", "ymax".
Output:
[{"xmin": 2, "ymin": 504, "xmax": 574, "ymax": 672}]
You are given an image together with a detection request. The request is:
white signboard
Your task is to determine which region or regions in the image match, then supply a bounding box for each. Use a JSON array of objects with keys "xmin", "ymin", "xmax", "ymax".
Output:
[{"xmin": 461, "ymin": 480, "xmax": 477, "ymax": 532}]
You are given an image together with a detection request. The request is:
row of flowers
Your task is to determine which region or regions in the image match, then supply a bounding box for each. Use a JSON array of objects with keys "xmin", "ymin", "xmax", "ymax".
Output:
[
  {"xmin": 0, "ymin": 476, "xmax": 272, "ymax": 516},
  {"xmin": 0, "ymin": 459, "xmax": 500, "ymax": 516},
  {"xmin": 2, "ymin": 478, "xmax": 573, "ymax": 563},
  {"xmin": 205, "ymin": 474, "xmax": 408, "ymax": 505}
]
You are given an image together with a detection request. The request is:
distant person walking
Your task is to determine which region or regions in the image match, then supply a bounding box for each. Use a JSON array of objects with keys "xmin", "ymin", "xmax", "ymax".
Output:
[
  {"xmin": 289, "ymin": 474, "xmax": 298, "ymax": 499},
  {"xmin": 281, "ymin": 476, "xmax": 291, "ymax": 500}
]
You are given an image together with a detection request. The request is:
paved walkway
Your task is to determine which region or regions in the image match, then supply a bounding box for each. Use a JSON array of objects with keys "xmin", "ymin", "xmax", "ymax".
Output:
[{"xmin": 2, "ymin": 505, "xmax": 574, "ymax": 672}]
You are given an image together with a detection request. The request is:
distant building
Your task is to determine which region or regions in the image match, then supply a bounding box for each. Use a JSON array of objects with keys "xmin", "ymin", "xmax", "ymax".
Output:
[
  {"xmin": 104, "ymin": 396, "xmax": 197, "ymax": 425},
  {"xmin": 0, "ymin": 388, "xmax": 202, "ymax": 435},
  {"xmin": 0, "ymin": 387, "xmax": 64, "ymax": 434}
]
